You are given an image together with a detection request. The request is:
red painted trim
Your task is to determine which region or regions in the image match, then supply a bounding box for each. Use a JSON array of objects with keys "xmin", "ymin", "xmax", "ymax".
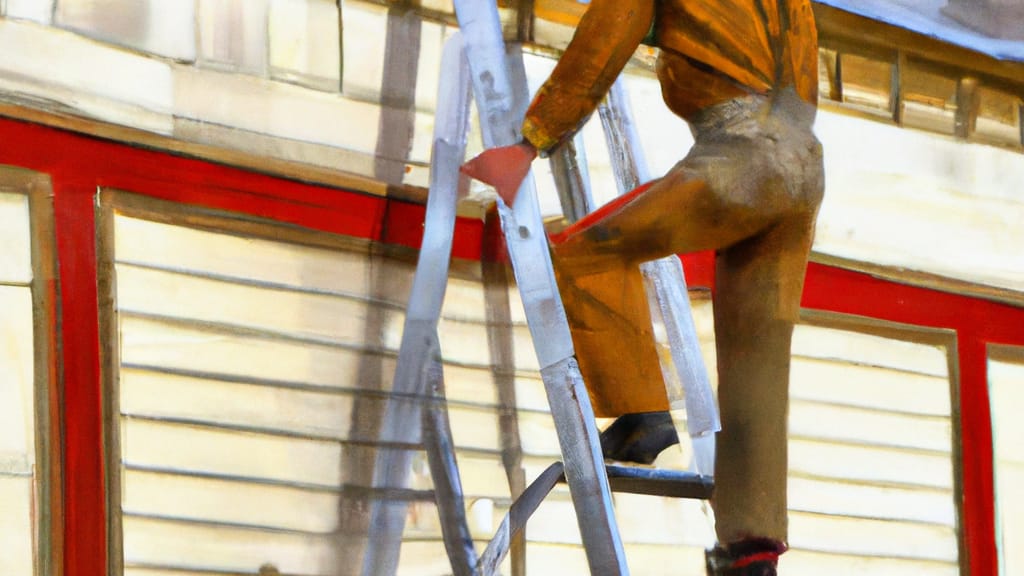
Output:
[
  {"xmin": 52, "ymin": 185, "xmax": 105, "ymax": 576},
  {"xmin": 3, "ymin": 116, "xmax": 1022, "ymax": 576},
  {"xmin": 680, "ymin": 250, "xmax": 715, "ymax": 289},
  {"xmin": 959, "ymin": 335, "xmax": 997, "ymax": 576},
  {"xmin": 802, "ymin": 262, "xmax": 1024, "ymax": 345},
  {"xmin": 0, "ymin": 118, "xmax": 484, "ymax": 261}
]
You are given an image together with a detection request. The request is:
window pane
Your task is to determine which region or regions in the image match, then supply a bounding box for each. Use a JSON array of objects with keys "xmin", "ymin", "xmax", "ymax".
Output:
[
  {"xmin": 783, "ymin": 323, "xmax": 958, "ymax": 573},
  {"xmin": 340, "ymin": 0, "xmax": 387, "ymax": 101},
  {"xmin": 0, "ymin": 287, "xmax": 34, "ymax": 464},
  {"xmin": 534, "ymin": 0, "xmax": 587, "ymax": 52},
  {"xmin": 268, "ymin": 0, "xmax": 340, "ymax": 91},
  {"xmin": 840, "ymin": 53, "xmax": 894, "ymax": 117},
  {"xmin": 901, "ymin": 65, "xmax": 957, "ymax": 135},
  {"xmin": 4, "ymin": 0, "xmax": 55, "ymax": 23},
  {"xmin": 55, "ymin": 0, "xmax": 197, "ymax": 61},
  {"xmin": 818, "ymin": 48, "xmax": 839, "ymax": 102},
  {"xmin": 974, "ymin": 87, "xmax": 1022, "ymax": 147},
  {"xmin": 0, "ymin": 477, "xmax": 34, "ymax": 575},
  {"xmin": 989, "ymin": 353, "xmax": 1024, "ymax": 576},
  {"xmin": 0, "ymin": 192, "xmax": 31, "ymax": 284},
  {"xmin": 0, "ymin": 284, "xmax": 34, "ymax": 575},
  {"xmin": 197, "ymin": 0, "xmax": 269, "ymax": 73},
  {"xmin": 418, "ymin": 0, "xmax": 453, "ymax": 15}
]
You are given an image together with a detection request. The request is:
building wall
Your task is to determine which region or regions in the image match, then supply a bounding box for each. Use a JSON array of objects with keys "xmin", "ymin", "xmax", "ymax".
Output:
[
  {"xmin": 0, "ymin": 5, "xmax": 1020, "ymax": 294},
  {"xmin": 1, "ymin": 2, "xmax": 1023, "ymax": 576}
]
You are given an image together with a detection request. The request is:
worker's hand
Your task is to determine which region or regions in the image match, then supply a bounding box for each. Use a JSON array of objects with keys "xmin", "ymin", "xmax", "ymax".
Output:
[{"xmin": 460, "ymin": 141, "xmax": 537, "ymax": 206}]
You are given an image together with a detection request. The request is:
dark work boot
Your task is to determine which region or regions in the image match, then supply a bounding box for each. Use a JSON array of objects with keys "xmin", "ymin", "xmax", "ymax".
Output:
[
  {"xmin": 599, "ymin": 411, "xmax": 680, "ymax": 464},
  {"xmin": 705, "ymin": 539, "xmax": 786, "ymax": 575}
]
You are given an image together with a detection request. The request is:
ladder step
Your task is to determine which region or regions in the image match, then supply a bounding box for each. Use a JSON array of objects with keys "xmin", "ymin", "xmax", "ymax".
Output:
[{"xmin": 561, "ymin": 465, "xmax": 714, "ymax": 500}]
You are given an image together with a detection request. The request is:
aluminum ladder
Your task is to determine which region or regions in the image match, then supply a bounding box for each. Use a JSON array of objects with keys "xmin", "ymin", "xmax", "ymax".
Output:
[{"xmin": 361, "ymin": 3, "xmax": 718, "ymax": 573}]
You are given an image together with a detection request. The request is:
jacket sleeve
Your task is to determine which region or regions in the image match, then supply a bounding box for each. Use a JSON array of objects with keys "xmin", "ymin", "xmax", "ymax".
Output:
[{"xmin": 522, "ymin": 0, "xmax": 655, "ymax": 152}]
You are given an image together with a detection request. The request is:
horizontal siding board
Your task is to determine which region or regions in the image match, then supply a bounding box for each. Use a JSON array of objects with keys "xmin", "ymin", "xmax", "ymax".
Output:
[
  {"xmin": 120, "ymin": 369, "xmax": 361, "ymax": 442},
  {"xmin": 393, "ymin": 540, "xmax": 459, "ymax": 576},
  {"xmin": 788, "ymin": 476, "xmax": 956, "ymax": 525},
  {"xmin": 120, "ymin": 416, "xmax": 564, "ymax": 496},
  {"xmin": 123, "ymin": 470, "xmax": 341, "ymax": 534},
  {"xmin": 133, "ymin": 485, "xmax": 713, "ymax": 558},
  {"xmin": 121, "ymin": 418, "xmax": 344, "ymax": 488},
  {"xmin": 491, "ymin": 541, "xmax": 707, "ymax": 575},
  {"xmin": 790, "ymin": 357, "xmax": 951, "ymax": 417},
  {"xmin": 114, "ymin": 216, "xmax": 494, "ymax": 324},
  {"xmin": 422, "ymin": 453, "xmax": 512, "ymax": 499},
  {"xmin": 510, "ymin": 319, "xmax": 541, "ymax": 371},
  {"xmin": 398, "ymin": 496, "xmax": 711, "ymax": 548},
  {"xmin": 115, "ymin": 263, "xmax": 528, "ymax": 366},
  {"xmin": 789, "ymin": 438, "xmax": 954, "ymax": 490},
  {"xmin": 789, "ymin": 511, "xmax": 959, "ymax": 562},
  {"xmin": 114, "ymin": 215, "xmax": 375, "ymax": 300},
  {"xmin": 613, "ymin": 492, "xmax": 716, "ymax": 546},
  {"xmin": 780, "ymin": 549, "xmax": 959, "ymax": 576},
  {"xmin": 790, "ymin": 399, "xmax": 952, "ymax": 452},
  {"xmin": 120, "ymin": 313, "xmax": 537, "ymax": 382},
  {"xmin": 505, "ymin": 286, "xmax": 530, "ymax": 326},
  {"xmin": 514, "ymin": 411, "xmax": 564, "ymax": 457},
  {"xmin": 115, "ymin": 263, "xmax": 410, "ymax": 358},
  {"xmin": 125, "ymin": 569, "xmax": 283, "ymax": 576},
  {"xmin": 123, "ymin": 361, "xmax": 548, "ymax": 416},
  {"xmin": 792, "ymin": 324, "xmax": 949, "ymax": 378},
  {"xmin": 120, "ymin": 315, "xmax": 380, "ymax": 390},
  {"xmin": 120, "ymin": 380, "xmax": 561, "ymax": 458},
  {"xmin": 122, "ymin": 516, "xmax": 340, "ymax": 576}
]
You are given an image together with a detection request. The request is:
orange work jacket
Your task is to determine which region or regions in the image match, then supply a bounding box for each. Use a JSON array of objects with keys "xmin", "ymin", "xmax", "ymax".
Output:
[{"xmin": 522, "ymin": 0, "xmax": 818, "ymax": 151}]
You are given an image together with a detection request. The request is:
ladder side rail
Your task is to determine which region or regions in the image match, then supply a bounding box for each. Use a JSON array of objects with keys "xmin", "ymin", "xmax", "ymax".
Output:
[
  {"xmin": 452, "ymin": 1, "xmax": 630, "ymax": 573},
  {"xmin": 597, "ymin": 79, "xmax": 720, "ymax": 470},
  {"xmin": 550, "ymin": 134, "xmax": 597, "ymax": 222},
  {"xmin": 422, "ymin": 354, "xmax": 480, "ymax": 576},
  {"xmin": 481, "ymin": 213, "xmax": 529, "ymax": 576},
  {"xmin": 361, "ymin": 32, "xmax": 474, "ymax": 576}
]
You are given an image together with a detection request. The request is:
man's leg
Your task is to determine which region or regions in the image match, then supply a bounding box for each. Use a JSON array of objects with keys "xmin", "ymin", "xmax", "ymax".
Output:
[
  {"xmin": 550, "ymin": 172, "xmax": 780, "ymax": 417},
  {"xmin": 708, "ymin": 213, "xmax": 817, "ymax": 573}
]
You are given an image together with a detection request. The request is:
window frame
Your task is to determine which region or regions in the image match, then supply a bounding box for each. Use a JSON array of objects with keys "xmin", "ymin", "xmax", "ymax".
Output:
[
  {"xmin": 987, "ymin": 343, "xmax": 1024, "ymax": 576},
  {"xmin": 797, "ymin": 309, "xmax": 966, "ymax": 573},
  {"xmin": 94, "ymin": 188, "xmax": 489, "ymax": 576},
  {"xmin": 0, "ymin": 164, "xmax": 61, "ymax": 576}
]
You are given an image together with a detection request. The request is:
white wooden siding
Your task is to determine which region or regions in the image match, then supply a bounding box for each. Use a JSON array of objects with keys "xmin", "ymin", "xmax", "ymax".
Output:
[{"xmin": 110, "ymin": 213, "xmax": 960, "ymax": 575}]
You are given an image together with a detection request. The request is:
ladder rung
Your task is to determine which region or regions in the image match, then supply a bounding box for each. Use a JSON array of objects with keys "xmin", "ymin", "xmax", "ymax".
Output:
[{"xmin": 563, "ymin": 465, "xmax": 714, "ymax": 500}]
